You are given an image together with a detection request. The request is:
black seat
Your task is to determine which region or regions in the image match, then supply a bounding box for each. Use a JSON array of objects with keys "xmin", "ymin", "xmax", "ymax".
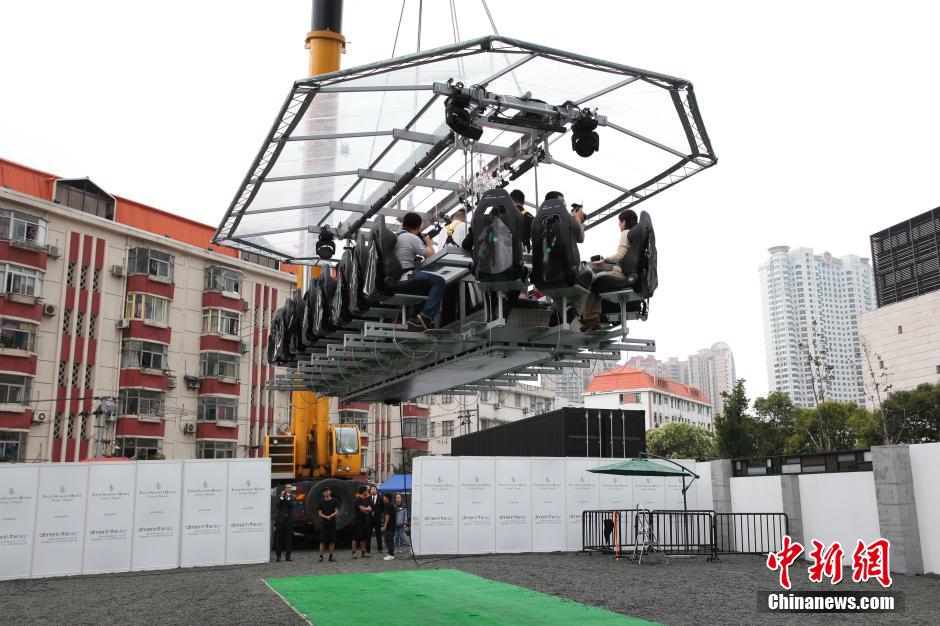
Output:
[
  {"xmin": 302, "ymin": 272, "xmax": 338, "ymax": 341},
  {"xmin": 530, "ymin": 199, "xmax": 591, "ymax": 292},
  {"xmin": 591, "ymin": 210, "xmax": 657, "ymax": 320},
  {"xmin": 470, "ymin": 189, "xmax": 526, "ymax": 287},
  {"xmin": 268, "ymin": 306, "xmax": 289, "ymax": 365},
  {"xmin": 330, "ymin": 246, "xmax": 358, "ymax": 327}
]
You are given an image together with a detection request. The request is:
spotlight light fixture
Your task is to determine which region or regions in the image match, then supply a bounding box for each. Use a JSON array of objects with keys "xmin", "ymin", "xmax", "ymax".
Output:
[
  {"xmin": 571, "ymin": 112, "xmax": 599, "ymax": 158},
  {"xmin": 316, "ymin": 227, "xmax": 336, "ymax": 260},
  {"xmin": 445, "ymin": 91, "xmax": 483, "ymax": 141}
]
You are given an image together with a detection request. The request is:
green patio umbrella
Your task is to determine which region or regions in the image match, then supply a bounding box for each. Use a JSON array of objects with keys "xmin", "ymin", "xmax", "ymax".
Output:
[
  {"xmin": 589, "ymin": 458, "xmax": 690, "ymax": 477},
  {"xmin": 588, "ymin": 455, "xmax": 699, "ymax": 511}
]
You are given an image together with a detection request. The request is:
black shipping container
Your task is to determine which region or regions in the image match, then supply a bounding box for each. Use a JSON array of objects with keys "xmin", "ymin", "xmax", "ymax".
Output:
[{"xmin": 451, "ymin": 407, "xmax": 645, "ymax": 458}]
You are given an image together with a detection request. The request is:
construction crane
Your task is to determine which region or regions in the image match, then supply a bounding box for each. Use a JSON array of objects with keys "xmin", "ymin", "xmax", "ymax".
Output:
[{"xmin": 263, "ymin": 0, "xmax": 364, "ymax": 535}]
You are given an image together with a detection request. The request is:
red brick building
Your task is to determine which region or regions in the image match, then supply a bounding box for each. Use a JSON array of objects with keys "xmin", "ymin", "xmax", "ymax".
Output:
[{"xmin": 0, "ymin": 158, "xmax": 294, "ymax": 462}]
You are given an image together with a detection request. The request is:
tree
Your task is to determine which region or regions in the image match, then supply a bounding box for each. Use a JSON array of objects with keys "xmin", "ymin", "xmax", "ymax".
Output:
[
  {"xmin": 880, "ymin": 383, "xmax": 940, "ymax": 443},
  {"xmin": 646, "ymin": 423, "xmax": 715, "ymax": 461},
  {"xmin": 713, "ymin": 379, "xmax": 758, "ymax": 458},
  {"xmin": 752, "ymin": 391, "xmax": 799, "ymax": 456},
  {"xmin": 797, "ymin": 319, "xmax": 835, "ymax": 405},
  {"xmin": 787, "ymin": 401, "xmax": 879, "ymax": 452},
  {"xmin": 861, "ymin": 337, "xmax": 897, "ymax": 444}
]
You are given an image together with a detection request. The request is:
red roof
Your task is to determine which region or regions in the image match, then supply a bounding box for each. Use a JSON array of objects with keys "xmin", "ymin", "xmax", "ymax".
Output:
[
  {"xmin": 586, "ymin": 366, "xmax": 710, "ymax": 404},
  {"xmin": 0, "ymin": 157, "xmax": 279, "ymax": 264}
]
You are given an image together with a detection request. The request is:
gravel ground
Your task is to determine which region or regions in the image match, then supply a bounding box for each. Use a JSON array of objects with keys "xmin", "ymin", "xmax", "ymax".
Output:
[{"xmin": 1, "ymin": 545, "xmax": 936, "ymax": 625}]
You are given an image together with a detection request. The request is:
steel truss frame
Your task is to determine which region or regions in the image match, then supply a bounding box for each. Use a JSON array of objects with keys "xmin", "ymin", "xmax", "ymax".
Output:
[
  {"xmin": 214, "ymin": 35, "xmax": 716, "ymax": 264},
  {"xmin": 267, "ymin": 312, "xmax": 656, "ymax": 403}
]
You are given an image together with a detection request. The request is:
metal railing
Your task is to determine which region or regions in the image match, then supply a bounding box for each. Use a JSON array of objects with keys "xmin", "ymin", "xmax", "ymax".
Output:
[
  {"xmin": 582, "ymin": 509, "xmax": 789, "ymax": 561},
  {"xmin": 714, "ymin": 512, "xmax": 788, "ymax": 555}
]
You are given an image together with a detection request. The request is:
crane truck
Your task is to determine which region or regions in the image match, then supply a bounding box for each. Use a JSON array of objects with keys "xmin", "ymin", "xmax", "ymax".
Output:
[
  {"xmin": 264, "ymin": 0, "xmax": 366, "ymax": 538},
  {"xmin": 265, "ymin": 407, "xmax": 365, "ymax": 536}
]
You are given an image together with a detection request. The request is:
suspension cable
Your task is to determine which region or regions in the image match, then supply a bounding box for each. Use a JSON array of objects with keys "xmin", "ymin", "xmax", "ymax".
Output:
[
  {"xmin": 481, "ymin": 0, "xmax": 499, "ymax": 35},
  {"xmin": 391, "ymin": 0, "xmax": 407, "ymax": 58},
  {"xmin": 417, "ymin": 0, "xmax": 423, "ymax": 52}
]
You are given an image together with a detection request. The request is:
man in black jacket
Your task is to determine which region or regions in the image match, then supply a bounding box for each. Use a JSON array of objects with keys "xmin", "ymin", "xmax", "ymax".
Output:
[
  {"xmin": 273, "ymin": 484, "xmax": 294, "ymax": 562},
  {"xmin": 366, "ymin": 485, "xmax": 385, "ymax": 553}
]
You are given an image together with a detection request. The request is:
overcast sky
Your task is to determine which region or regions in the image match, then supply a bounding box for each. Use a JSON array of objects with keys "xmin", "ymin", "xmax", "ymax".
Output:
[{"xmin": 2, "ymin": 1, "xmax": 938, "ymax": 399}]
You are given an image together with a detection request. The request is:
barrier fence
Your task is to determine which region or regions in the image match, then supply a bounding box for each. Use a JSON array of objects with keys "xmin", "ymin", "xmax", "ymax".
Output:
[{"xmin": 581, "ymin": 509, "xmax": 788, "ymax": 561}]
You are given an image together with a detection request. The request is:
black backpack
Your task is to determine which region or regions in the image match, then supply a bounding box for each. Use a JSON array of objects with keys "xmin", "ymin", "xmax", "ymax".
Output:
[
  {"xmin": 530, "ymin": 199, "xmax": 581, "ymax": 289},
  {"xmin": 470, "ymin": 188, "xmax": 525, "ymax": 282}
]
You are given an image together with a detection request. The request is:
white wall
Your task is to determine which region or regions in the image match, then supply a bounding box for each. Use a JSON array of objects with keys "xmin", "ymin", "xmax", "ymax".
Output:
[
  {"xmin": 799, "ymin": 472, "xmax": 881, "ymax": 565},
  {"xmin": 730, "ymin": 476, "xmax": 784, "ymax": 513},
  {"xmin": 0, "ymin": 458, "xmax": 270, "ymax": 580},
  {"xmin": 909, "ymin": 442, "xmax": 940, "ymax": 574},
  {"xmin": 412, "ymin": 456, "xmax": 699, "ymax": 556}
]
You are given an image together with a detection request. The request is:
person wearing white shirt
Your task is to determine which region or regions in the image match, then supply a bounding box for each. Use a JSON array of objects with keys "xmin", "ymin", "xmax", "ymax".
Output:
[{"xmin": 436, "ymin": 209, "xmax": 467, "ymax": 248}]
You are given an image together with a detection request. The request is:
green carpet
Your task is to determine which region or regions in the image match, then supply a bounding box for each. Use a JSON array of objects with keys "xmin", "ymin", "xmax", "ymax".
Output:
[{"xmin": 265, "ymin": 569, "xmax": 651, "ymax": 625}]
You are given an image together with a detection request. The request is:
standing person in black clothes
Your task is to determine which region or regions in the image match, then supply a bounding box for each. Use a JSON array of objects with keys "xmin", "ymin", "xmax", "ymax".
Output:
[
  {"xmin": 366, "ymin": 485, "xmax": 385, "ymax": 554},
  {"xmin": 382, "ymin": 492, "xmax": 397, "ymax": 560},
  {"xmin": 510, "ymin": 189, "xmax": 535, "ymax": 252},
  {"xmin": 273, "ymin": 484, "xmax": 294, "ymax": 562},
  {"xmin": 317, "ymin": 486, "xmax": 340, "ymax": 563},
  {"xmin": 352, "ymin": 485, "xmax": 372, "ymax": 559}
]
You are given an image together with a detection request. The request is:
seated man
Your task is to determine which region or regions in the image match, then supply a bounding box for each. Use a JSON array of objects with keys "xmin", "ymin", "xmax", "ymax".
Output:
[
  {"xmin": 581, "ymin": 209, "xmax": 638, "ymax": 331},
  {"xmin": 395, "ymin": 212, "xmax": 445, "ymax": 330}
]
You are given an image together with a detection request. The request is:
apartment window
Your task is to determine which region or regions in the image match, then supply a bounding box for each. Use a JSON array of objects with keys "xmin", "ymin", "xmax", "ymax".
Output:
[
  {"xmin": 204, "ymin": 267, "xmax": 242, "ymax": 294},
  {"xmin": 198, "ymin": 396, "xmax": 238, "ymax": 422},
  {"xmin": 338, "ymin": 410, "xmax": 368, "ymax": 432},
  {"xmin": 115, "ymin": 437, "xmax": 162, "ymax": 459},
  {"xmin": 0, "ymin": 318, "xmax": 37, "ymax": 351},
  {"xmin": 118, "ymin": 388, "xmax": 164, "ymax": 418},
  {"xmin": 0, "ymin": 430, "xmax": 27, "ymax": 462},
  {"xmin": 200, "ymin": 351, "xmax": 239, "ymax": 379},
  {"xmin": 402, "ymin": 418, "xmax": 428, "ymax": 438},
  {"xmin": 87, "ymin": 313, "xmax": 97, "ymax": 339},
  {"xmin": 0, "ymin": 263, "xmax": 43, "ymax": 297},
  {"xmin": 127, "ymin": 248, "xmax": 174, "ymax": 281},
  {"xmin": 429, "ymin": 422, "xmax": 437, "ymax": 438},
  {"xmin": 240, "ymin": 250, "xmax": 279, "ymax": 270},
  {"xmin": 439, "ymin": 393, "xmax": 454, "ymax": 404},
  {"xmin": 54, "ymin": 179, "xmax": 115, "ymax": 219},
  {"xmin": 196, "ymin": 440, "xmax": 235, "ymax": 459},
  {"xmin": 514, "ymin": 392, "xmax": 521, "ymax": 408},
  {"xmin": 442, "ymin": 420, "xmax": 454, "ymax": 437},
  {"xmin": 0, "ymin": 209, "xmax": 46, "ymax": 246},
  {"xmin": 202, "ymin": 308, "xmax": 241, "ymax": 336},
  {"xmin": 120, "ymin": 340, "xmax": 168, "ymax": 370},
  {"xmin": 0, "ymin": 374, "xmax": 31, "ymax": 404},
  {"xmin": 124, "ymin": 292, "xmax": 169, "ymax": 324}
]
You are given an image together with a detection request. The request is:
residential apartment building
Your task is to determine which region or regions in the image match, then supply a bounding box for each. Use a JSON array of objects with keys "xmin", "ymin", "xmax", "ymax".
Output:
[
  {"xmin": 542, "ymin": 361, "xmax": 618, "ymax": 405},
  {"xmin": 858, "ymin": 208, "xmax": 940, "ymax": 398},
  {"xmin": 624, "ymin": 342, "xmax": 736, "ymax": 415},
  {"xmin": 759, "ymin": 246, "xmax": 875, "ymax": 407},
  {"xmin": 583, "ymin": 366, "xmax": 712, "ymax": 430},
  {"xmin": 0, "ymin": 158, "xmax": 294, "ymax": 463}
]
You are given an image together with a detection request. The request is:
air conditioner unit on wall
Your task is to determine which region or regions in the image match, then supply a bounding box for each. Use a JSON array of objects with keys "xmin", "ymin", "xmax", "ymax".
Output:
[
  {"xmin": 184, "ymin": 375, "xmax": 201, "ymax": 390},
  {"xmin": 166, "ymin": 374, "xmax": 177, "ymax": 389},
  {"xmin": 493, "ymin": 403, "xmax": 500, "ymax": 409},
  {"xmin": 32, "ymin": 412, "xmax": 47, "ymax": 424},
  {"xmin": 183, "ymin": 423, "xmax": 196, "ymax": 434},
  {"xmin": 116, "ymin": 319, "xmax": 131, "ymax": 330},
  {"xmin": 46, "ymin": 245, "xmax": 61, "ymax": 259},
  {"xmin": 111, "ymin": 264, "xmax": 124, "ymax": 277},
  {"xmin": 241, "ymin": 300, "xmax": 250, "ymax": 312},
  {"xmin": 42, "ymin": 304, "xmax": 57, "ymax": 317}
]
